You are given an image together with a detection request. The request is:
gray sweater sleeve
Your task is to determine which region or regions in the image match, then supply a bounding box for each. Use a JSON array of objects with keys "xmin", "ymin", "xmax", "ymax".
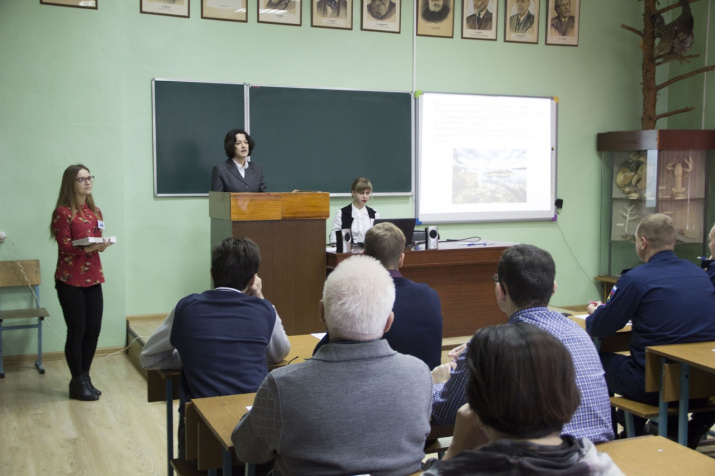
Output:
[{"xmin": 231, "ymin": 374, "xmax": 282, "ymax": 463}]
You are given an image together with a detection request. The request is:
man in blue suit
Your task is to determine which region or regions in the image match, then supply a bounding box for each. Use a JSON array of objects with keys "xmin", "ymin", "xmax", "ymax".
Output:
[
  {"xmin": 315, "ymin": 222, "xmax": 443, "ymax": 368},
  {"xmin": 587, "ymin": 214, "xmax": 715, "ymax": 448},
  {"xmin": 211, "ymin": 129, "xmax": 266, "ymax": 193}
]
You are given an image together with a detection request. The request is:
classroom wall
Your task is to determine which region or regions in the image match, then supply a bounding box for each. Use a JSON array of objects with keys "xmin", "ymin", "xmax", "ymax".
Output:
[{"xmin": 1, "ymin": 0, "xmax": 709, "ymax": 357}]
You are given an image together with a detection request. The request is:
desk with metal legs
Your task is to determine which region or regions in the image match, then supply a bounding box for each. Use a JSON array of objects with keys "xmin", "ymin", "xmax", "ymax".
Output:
[
  {"xmin": 646, "ymin": 341, "xmax": 715, "ymax": 446},
  {"xmin": 150, "ymin": 333, "xmax": 322, "ymax": 475}
]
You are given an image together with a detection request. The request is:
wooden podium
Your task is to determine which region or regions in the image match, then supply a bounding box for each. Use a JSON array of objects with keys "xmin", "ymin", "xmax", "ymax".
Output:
[{"xmin": 209, "ymin": 192, "xmax": 330, "ymax": 335}]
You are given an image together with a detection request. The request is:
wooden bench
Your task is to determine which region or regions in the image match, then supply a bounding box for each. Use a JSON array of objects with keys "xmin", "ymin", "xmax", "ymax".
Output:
[{"xmin": 0, "ymin": 260, "xmax": 49, "ymax": 378}]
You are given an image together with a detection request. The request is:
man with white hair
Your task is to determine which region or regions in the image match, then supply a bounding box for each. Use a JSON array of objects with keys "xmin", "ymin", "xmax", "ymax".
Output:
[{"xmin": 232, "ymin": 255, "xmax": 433, "ymax": 475}]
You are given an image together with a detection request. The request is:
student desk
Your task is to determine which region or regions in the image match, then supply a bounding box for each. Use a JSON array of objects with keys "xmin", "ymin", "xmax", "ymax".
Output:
[
  {"xmin": 596, "ymin": 435, "xmax": 715, "ymax": 473},
  {"xmin": 190, "ymin": 392, "xmax": 255, "ymax": 475},
  {"xmin": 645, "ymin": 341, "xmax": 715, "ymax": 446},
  {"xmin": 327, "ymin": 241, "xmax": 514, "ymax": 338},
  {"xmin": 151, "ymin": 333, "xmax": 321, "ymax": 476}
]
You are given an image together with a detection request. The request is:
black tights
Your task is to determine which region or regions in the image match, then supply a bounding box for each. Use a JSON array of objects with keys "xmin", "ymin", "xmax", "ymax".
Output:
[{"xmin": 55, "ymin": 280, "xmax": 103, "ymax": 378}]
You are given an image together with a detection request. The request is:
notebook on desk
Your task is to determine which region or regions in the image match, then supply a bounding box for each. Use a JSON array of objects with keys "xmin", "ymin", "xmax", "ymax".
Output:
[{"xmin": 373, "ymin": 218, "xmax": 417, "ymax": 248}]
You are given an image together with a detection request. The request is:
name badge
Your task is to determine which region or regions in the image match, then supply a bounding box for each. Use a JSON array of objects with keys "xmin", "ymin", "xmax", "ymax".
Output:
[{"xmin": 97, "ymin": 220, "xmax": 106, "ymax": 230}]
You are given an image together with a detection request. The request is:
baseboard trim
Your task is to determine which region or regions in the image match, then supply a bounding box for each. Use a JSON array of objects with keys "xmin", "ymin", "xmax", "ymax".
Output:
[
  {"xmin": 2, "ymin": 346, "xmax": 125, "ymax": 365},
  {"xmin": 127, "ymin": 313, "xmax": 168, "ymax": 323}
]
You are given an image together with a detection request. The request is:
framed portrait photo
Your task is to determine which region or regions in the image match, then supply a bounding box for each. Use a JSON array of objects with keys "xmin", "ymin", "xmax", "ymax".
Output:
[
  {"xmin": 258, "ymin": 0, "xmax": 301, "ymax": 25},
  {"xmin": 416, "ymin": 0, "xmax": 454, "ymax": 38},
  {"xmin": 202, "ymin": 0, "xmax": 247, "ymax": 22},
  {"xmin": 361, "ymin": 0, "xmax": 401, "ymax": 34},
  {"xmin": 546, "ymin": 0, "xmax": 579, "ymax": 46},
  {"xmin": 40, "ymin": 0, "xmax": 97, "ymax": 8},
  {"xmin": 140, "ymin": 0, "xmax": 190, "ymax": 17},
  {"xmin": 312, "ymin": 0, "xmax": 352, "ymax": 30},
  {"xmin": 461, "ymin": 0, "xmax": 497, "ymax": 40},
  {"xmin": 504, "ymin": 0, "xmax": 538, "ymax": 44}
]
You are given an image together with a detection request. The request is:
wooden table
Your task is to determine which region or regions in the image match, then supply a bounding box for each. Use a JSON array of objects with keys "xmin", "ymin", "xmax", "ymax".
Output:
[
  {"xmin": 327, "ymin": 241, "xmax": 514, "ymax": 337},
  {"xmin": 646, "ymin": 341, "xmax": 715, "ymax": 445},
  {"xmin": 151, "ymin": 333, "xmax": 321, "ymax": 476},
  {"xmin": 596, "ymin": 435, "xmax": 715, "ymax": 473},
  {"xmin": 191, "ymin": 392, "xmax": 255, "ymax": 475}
]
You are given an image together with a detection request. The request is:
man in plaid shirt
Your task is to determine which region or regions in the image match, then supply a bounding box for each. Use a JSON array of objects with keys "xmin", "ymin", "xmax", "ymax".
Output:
[{"xmin": 431, "ymin": 244, "xmax": 614, "ymax": 444}]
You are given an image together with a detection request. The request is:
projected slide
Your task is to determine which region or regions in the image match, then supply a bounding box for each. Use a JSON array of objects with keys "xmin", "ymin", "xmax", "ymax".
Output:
[{"xmin": 416, "ymin": 93, "xmax": 557, "ymax": 223}]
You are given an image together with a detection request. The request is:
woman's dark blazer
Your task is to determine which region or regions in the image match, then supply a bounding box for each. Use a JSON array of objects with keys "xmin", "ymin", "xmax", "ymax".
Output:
[{"xmin": 211, "ymin": 158, "xmax": 266, "ymax": 192}]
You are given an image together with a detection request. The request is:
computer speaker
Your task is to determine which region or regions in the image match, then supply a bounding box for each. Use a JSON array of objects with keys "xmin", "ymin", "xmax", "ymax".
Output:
[
  {"xmin": 336, "ymin": 229, "xmax": 352, "ymax": 253},
  {"xmin": 426, "ymin": 226, "xmax": 439, "ymax": 250}
]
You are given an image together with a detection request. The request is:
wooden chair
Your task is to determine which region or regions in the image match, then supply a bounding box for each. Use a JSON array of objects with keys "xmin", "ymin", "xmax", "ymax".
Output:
[{"xmin": 0, "ymin": 260, "xmax": 49, "ymax": 378}]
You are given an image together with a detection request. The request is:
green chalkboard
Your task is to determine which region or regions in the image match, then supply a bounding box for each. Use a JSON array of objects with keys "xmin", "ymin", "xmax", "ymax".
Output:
[
  {"xmin": 248, "ymin": 86, "xmax": 412, "ymax": 194},
  {"xmin": 153, "ymin": 80, "xmax": 244, "ymax": 196},
  {"xmin": 152, "ymin": 80, "xmax": 413, "ymax": 196}
]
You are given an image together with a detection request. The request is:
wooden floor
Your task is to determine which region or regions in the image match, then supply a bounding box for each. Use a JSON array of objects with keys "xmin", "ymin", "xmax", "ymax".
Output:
[
  {"xmin": 2, "ymin": 318, "xmax": 713, "ymax": 476},
  {"xmin": 0, "ymin": 355, "xmax": 172, "ymax": 476}
]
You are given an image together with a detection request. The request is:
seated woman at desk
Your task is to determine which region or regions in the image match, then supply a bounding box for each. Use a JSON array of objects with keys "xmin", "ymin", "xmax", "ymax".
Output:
[
  {"xmin": 423, "ymin": 323, "xmax": 622, "ymax": 475},
  {"xmin": 211, "ymin": 129, "xmax": 266, "ymax": 193},
  {"xmin": 330, "ymin": 177, "xmax": 380, "ymax": 244}
]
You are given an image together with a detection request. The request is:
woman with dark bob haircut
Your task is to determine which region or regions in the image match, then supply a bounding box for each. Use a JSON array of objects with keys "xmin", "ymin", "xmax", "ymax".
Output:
[
  {"xmin": 423, "ymin": 323, "xmax": 622, "ymax": 475},
  {"xmin": 211, "ymin": 128, "xmax": 266, "ymax": 193}
]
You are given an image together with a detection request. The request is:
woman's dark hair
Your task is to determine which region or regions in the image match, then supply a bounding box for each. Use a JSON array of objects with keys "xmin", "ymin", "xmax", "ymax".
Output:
[
  {"xmin": 211, "ymin": 237, "xmax": 261, "ymax": 291},
  {"xmin": 224, "ymin": 129, "xmax": 255, "ymax": 159},
  {"xmin": 49, "ymin": 164, "xmax": 97, "ymax": 240},
  {"xmin": 466, "ymin": 323, "xmax": 579, "ymax": 440}
]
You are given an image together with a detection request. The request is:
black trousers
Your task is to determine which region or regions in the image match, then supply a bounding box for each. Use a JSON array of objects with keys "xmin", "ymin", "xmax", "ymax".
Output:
[{"xmin": 55, "ymin": 280, "xmax": 103, "ymax": 378}]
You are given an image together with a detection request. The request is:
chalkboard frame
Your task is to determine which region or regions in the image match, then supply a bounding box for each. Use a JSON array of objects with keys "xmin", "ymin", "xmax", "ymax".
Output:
[
  {"xmin": 152, "ymin": 79, "xmax": 414, "ymax": 197},
  {"xmin": 152, "ymin": 79, "xmax": 246, "ymax": 197}
]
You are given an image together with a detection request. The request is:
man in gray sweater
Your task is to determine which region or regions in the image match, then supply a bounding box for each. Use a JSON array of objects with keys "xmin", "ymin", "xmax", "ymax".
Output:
[{"xmin": 232, "ymin": 255, "xmax": 433, "ymax": 476}]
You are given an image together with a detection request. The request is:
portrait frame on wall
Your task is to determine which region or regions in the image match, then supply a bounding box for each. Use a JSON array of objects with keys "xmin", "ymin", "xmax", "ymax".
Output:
[
  {"xmin": 461, "ymin": 0, "xmax": 497, "ymax": 40},
  {"xmin": 258, "ymin": 0, "xmax": 302, "ymax": 26},
  {"xmin": 40, "ymin": 0, "xmax": 97, "ymax": 8},
  {"xmin": 504, "ymin": 0, "xmax": 538, "ymax": 44},
  {"xmin": 202, "ymin": 0, "xmax": 247, "ymax": 22},
  {"xmin": 545, "ymin": 0, "xmax": 580, "ymax": 46},
  {"xmin": 416, "ymin": 0, "xmax": 455, "ymax": 38},
  {"xmin": 140, "ymin": 0, "xmax": 190, "ymax": 18},
  {"xmin": 311, "ymin": 0, "xmax": 352, "ymax": 30},
  {"xmin": 361, "ymin": 0, "xmax": 401, "ymax": 34}
]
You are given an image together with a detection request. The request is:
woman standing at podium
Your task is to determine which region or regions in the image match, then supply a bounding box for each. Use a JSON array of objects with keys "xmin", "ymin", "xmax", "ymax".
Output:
[
  {"xmin": 50, "ymin": 164, "xmax": 112, "ymax": 401},
  {"xmin": 211, "ymin": 129, "xmax": 266, "ymax": 193},
  {"xmin": 330, "ymin": 177, "xmax": 380, "ymax": 245}
]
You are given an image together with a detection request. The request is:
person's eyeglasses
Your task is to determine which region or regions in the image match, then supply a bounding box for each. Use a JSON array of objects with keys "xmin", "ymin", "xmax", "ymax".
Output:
[
  {"xmin": 492, "ymin": 274, "xmax": 499, "ymax": 283},
  {"xmin": 76, "ymin": 176, "xmax": 95, "ymax": 184}
]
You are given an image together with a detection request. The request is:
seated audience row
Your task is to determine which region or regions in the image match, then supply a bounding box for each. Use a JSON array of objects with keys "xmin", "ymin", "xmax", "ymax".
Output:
[{"xmin": 140, "ymin": 214, "xmax": 715, "ymax": 473}]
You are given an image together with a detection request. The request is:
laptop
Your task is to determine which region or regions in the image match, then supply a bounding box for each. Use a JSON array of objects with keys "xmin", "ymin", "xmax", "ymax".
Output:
[{"xmin": 373, "ymin": 218, "xmax": 417, "ymax": 248}]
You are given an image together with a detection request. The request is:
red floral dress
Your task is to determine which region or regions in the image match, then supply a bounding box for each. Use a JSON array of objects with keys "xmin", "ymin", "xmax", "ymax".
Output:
[{"xmin": 52, "ymin": 205, "xmax": 105, "ymax": 287}]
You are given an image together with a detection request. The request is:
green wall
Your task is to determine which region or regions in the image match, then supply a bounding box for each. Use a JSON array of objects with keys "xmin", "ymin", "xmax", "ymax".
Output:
[{"xmin": 1, "ymin": 0, "xmax": 708, "ymax": 357}]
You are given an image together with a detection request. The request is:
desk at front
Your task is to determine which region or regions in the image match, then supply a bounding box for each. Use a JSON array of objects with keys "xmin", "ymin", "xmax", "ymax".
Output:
[{"xmin": 327, "ymin": 241, "xmax": 514, "ymax": 338}]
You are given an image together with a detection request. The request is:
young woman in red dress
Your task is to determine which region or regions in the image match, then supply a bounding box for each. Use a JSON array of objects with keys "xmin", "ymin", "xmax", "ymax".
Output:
[{"xmin": 50, "ymin": 164, "xmax": 113, "ymax": 401}]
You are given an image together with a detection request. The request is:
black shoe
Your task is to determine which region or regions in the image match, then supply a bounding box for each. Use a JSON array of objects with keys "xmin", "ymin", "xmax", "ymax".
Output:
[
  {"xmin": 69, "ymin": 376, "xmax": 99, "ymax": 401},
  {"xmin": 84, "ymin": 372, "xmax": 101, "ymax": 396}
]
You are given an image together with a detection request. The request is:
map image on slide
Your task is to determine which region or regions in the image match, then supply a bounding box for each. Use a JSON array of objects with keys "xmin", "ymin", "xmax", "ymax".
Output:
[{"xmin": 452, "ymin": 148, "xmax": 527, "ymax": 204}]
